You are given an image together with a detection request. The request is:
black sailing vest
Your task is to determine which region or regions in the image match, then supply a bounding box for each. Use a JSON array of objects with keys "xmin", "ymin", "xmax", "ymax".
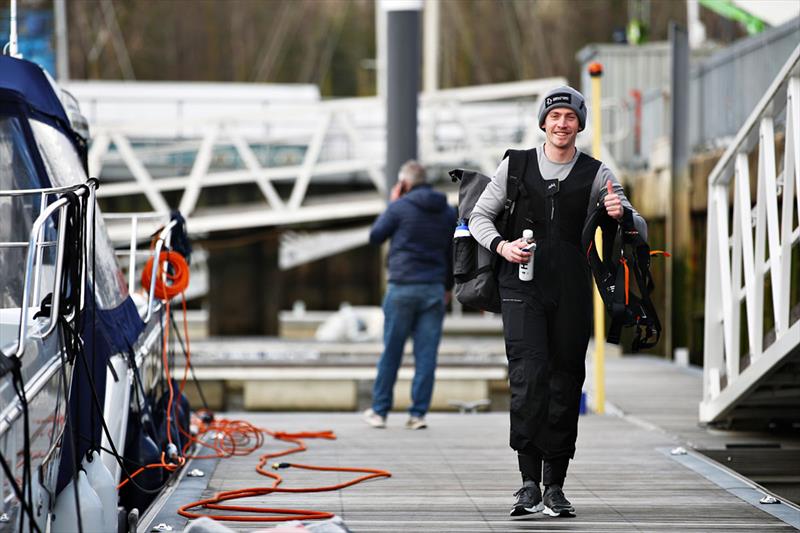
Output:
[{"xmin": 499, "ymin": 148, "xmax": 602, "ymax": 304}]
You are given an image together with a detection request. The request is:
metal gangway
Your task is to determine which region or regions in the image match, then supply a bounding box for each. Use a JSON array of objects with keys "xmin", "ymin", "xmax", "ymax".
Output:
[
  {"xmin": 71, "ymin": 77, "xmax": 632, "ymax": 270},
  {"xmin": 75, "ymin": 78, "xmax": 596, "ymax": 235},
  {"xmin": 701, "ymin": 44, "xmax": 800, "ymax": 426}
]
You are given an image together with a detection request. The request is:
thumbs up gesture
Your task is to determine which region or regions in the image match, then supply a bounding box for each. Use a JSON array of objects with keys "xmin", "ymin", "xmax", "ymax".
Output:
[{"xmin": 604, "ymin": 180, "xmax": 623, "ymax": 220}]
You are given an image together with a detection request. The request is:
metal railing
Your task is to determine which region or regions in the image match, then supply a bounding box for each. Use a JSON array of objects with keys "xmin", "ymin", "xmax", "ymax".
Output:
[
  {"xmin": 82, "ymin": 78, "xmax": 567, "ymax": 234},
  {"xmin": 690, "ymin": 18, "xmax": 800, "ymax": 151},
  {"xmin": 0, "ymin": 181, "xmax": 97, "ymax": 357},
  {"xmin": 701, "ymin": 44, "xmax": 800, "ymax": 423},
  {"xmin": 102, "ymin": 212, "xmax": 180, "ymax": 321}
]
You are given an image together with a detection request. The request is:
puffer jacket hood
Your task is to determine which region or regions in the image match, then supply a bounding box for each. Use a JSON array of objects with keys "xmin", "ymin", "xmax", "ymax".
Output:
[
  {"xmin": 405, "ymin": 185, "xmax": 449, "ymax": 213},
  {"xmin": 369, "ymin": 184, "xmax": 456, "ymax": 289}
]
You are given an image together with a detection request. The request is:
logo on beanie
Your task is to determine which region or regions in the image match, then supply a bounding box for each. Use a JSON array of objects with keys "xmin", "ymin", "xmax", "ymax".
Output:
[{"xmin": 545, "ymin": 93, "xmax": 571, "ymax": 107}]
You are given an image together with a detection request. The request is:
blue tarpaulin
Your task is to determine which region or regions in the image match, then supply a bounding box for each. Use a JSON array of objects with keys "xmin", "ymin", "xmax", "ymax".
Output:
[{"xmin": 56, "ymin": 294, "xmax": 145, "ymax": 493}]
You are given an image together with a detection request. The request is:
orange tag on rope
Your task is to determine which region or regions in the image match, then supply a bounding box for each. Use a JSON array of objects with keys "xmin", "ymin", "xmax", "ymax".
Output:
[{"xmin": 650, "ymin": 250, "xmax": 672, "ymax": 257}]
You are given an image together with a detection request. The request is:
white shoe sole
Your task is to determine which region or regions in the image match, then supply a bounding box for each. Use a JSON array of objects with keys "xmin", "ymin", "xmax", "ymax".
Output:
[
  {"xmin": 543, "ymin": 505, "xmax": 575, "ymax": 517},
  {"xmin": 509, "ymin": 502, "xmax": 543, "ymax": 516},
  {"xmin": 362, "ymin": 409, "xmax": 386, "ymax": 428}
]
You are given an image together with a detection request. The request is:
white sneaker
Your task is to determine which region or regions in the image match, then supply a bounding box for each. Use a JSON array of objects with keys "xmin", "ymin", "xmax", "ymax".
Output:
[
  {"xmin": 362, "ymin": 408, "xmax": 386, "ymax": 428},
  {"xmin": 405, "ymin": 416, "xmax": 427, "ymax": 430}
]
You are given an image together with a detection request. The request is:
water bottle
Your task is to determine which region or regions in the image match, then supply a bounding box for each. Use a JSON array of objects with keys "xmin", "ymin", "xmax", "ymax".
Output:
[
  {"xmin": 454, "ymin": 219, "xmax": 470, "ymax": 238},
  {"xmin": 519, "ymin": 229, "xmax": 536, "ymax": 281}
]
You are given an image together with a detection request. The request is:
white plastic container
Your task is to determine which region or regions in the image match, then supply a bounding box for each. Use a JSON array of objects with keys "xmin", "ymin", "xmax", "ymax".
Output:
[
  {"xmin": 84, "ymin": 450, "xmax": 118, "ymax": 532},
  {"xmin": 519, "ymin": 229, "xmax": 536, "ymax": 281},
  {"xmin": 51, "ymin": 470, "xmax": 104, "ymax": 533}
]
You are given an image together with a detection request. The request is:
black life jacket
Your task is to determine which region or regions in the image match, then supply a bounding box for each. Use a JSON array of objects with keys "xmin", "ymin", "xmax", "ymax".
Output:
[
  {"xmin": 581, "ymin": 203, "xmax": 663, "ymax": 352},
  {"xmin": 500, "ymin": 148, "xmax": 599, "ymax": 305}
]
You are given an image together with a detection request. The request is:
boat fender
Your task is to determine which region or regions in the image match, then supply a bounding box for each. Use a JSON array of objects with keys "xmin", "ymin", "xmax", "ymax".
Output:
[
  {"xmin": 84, "ymin": 451, "xmax": 117, "ymax": 533},
  {"xmin": 51, "ymin": 470, "xmax": 104, "ymax": 533},
  {"xmin": 120, "ymin": 418, "xmax": 162, "ymax": 513}
]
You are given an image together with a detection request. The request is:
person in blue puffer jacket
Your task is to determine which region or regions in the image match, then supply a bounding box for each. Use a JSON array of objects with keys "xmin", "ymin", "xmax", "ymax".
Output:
[{"xmin": 363, "ymin": 160, "xmax": 456, "ymax": 430}]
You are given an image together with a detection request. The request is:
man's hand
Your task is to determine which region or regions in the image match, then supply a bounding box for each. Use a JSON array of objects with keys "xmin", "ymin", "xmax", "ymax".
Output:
[
  {"xmin": 390, "ymin": 181, "xmax": 405, "ymax": 202},
  {"xmin": 497, "ymin": 237, "xmax": 532, "ymax": 264},
  {"xmin": 604, "ymin": 180, "xmax": 623, "ymax": 220}
]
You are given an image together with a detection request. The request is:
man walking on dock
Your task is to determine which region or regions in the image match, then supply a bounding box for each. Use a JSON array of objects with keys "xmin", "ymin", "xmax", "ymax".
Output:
[
  {"xmin": 469, "ymin": 86, "xmax": 647, "ymax": 517},
  {"xmin": 363, "ymin": 160, "xmax": 456, "ymax": 430}
]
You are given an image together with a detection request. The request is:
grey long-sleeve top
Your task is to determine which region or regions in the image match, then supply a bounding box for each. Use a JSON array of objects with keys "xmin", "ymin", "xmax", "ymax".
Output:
[{"xmin": 469, "ymin": 147, "xmax": 647, "ymax": 253}]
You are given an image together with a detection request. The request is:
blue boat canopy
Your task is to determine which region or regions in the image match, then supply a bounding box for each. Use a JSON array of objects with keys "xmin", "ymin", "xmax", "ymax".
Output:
[{"xmin": 0, "ymin": 55, "xmax": 84, "ymax": 156}]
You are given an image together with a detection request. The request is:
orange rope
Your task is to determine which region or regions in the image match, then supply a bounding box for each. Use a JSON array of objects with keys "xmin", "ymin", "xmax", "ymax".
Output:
[
  {"xmin": 116, "ymin": 453, "xmax": 184, "ymax": 490},
  {"xmin": 620, "ymin": 258, "xmax": 630, "ymax": 305},
  {"xmin": 177, "ymin": 428, "xmax": 391, "ymax": 523},
  {"xmin": 141, "ymin": 251, "xmax": 190, "ymax": 300},
  {"xmin": 135, "ymin": 248, "xmax": 391, "ymax": 523}
]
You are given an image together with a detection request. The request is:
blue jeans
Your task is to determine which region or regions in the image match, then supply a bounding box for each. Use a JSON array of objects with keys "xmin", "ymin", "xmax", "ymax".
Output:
[{"xmin": 372, "ymin": 282, "xmax": 445, "ymax": 418}]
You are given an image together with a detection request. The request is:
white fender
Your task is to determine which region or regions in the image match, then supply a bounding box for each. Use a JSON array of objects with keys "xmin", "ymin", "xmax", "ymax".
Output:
[
  {"xmin": 84, "ymin": 450, "xmax": 118, "ymax": 532},
  {"xmin": 51, "ymin": 470, "xmax": 104, "ymax": 533}
]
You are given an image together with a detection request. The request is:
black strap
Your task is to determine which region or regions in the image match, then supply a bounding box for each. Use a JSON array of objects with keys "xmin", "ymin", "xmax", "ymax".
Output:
[
  {"xmin": 499, "ymin": 149, "xmax": 529, "ymax": 238},
  {"xmin": 582, "ymin": 202, "xmax": 662, "ymax": 351}
]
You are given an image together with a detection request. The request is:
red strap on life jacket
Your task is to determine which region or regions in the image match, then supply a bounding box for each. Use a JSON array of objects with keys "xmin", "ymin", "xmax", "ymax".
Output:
[{"xmin": 620, "ymin": 257, "xmax": 630, "ymax": 305}]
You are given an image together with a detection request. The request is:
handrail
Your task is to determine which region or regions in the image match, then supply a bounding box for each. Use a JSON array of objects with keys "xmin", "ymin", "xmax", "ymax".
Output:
[
  {"xmin": 0, "ymin": 182, "xmax": 90, "ymax": 310},
  {"xmin": 701, "ymin": 44, "xmax": 800, "ymax": 423},
  {"xmin": 101, "ymin": 211, "xmax": 170, "ymax": 301},
  {"xmin": 0, "ymin": 182, "xmax": 90, "ymax": 198},
  {"xmin": 102, "ymin": 212, "xmax": 168, "ymax": 219},
  {"xmin": 84, "ymin": 78, "xmax": 568, "ymax": 231},
  {"xmin": 143, "ymin": 219, "xmax": 178, "ymax": 324},
  {"xmin": 707, "ymin": 45, "xmax": 800, "ymax": 188},
  {"xmin": 11, "ymin": 181, "xmax": 98, "ymax": 357}
]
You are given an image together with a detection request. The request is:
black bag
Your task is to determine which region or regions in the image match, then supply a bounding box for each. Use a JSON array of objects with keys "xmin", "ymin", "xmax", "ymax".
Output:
[
  {"xmin": 449, "ymin": 151, "xmax": 526, "ymax": 313},
  {"xmin": 581, "ymin": 203, "xmax": 662, "ymax": 352}
]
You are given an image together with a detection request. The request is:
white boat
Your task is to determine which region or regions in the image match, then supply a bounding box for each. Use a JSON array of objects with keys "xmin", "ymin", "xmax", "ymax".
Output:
[{"xmin": 1, "ymin": 44, "xmax": 191, "ymax": 533}]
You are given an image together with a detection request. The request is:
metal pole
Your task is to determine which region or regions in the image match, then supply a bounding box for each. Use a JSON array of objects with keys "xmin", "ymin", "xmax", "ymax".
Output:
[
  {"xmin": 589, "ymin": 61, "xmax": 605, "ymax": 415},
  {"xmin": 670, "ymin": 22, "xmax": 692, "ymax": 360},
  {"xmin": 54, "ymin": 0, "xmax": 70, "ymax": 81},
  {"xmin": 384, "ymin": 0, "xmax": 421, "ymax": 197},
  {"xmin": 8, "ymin": 0, "xmax": 19, "ymax": 58},
  {"xmin": 423, "ymin": 0, "xmax": 439, "ymax": 94},
  {"xmin": 375, "ymin": 2, "xmax": 387, "ymax": 100}
]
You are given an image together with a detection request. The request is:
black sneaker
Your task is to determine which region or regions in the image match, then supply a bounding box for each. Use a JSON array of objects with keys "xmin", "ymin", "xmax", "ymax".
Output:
[
  {"xmin": 542, "ymin": 484, "xmax": 575, "ymax": 517},
  {"xmin": 510, "ymin": 482, "xmax": 543, "ymax": 516}
]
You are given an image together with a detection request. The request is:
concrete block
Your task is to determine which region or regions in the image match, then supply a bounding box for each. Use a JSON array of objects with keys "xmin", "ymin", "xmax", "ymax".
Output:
[
  {"xmin": 182, "ymin": 380, "xmax": 225, "ymax": 411},
  {"xmin": 390, "ymin": 380, "xmax": 489, "ymax": 412},
  {"xmin": 244, "ymin": 380, "xmax": 357, "ymax": 410}
]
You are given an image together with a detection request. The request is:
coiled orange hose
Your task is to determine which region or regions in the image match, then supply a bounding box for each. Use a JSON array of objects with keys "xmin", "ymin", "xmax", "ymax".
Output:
[
  {"xmin": 141, "ymin": 251, "xmax": 190, "ymax": 300},
  {"xmin": 133, "ymin": 248, "xmax": 391, "ymax": 523}
]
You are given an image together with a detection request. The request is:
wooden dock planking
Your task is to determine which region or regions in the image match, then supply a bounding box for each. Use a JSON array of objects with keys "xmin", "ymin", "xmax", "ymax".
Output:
[
  {"xmin": 145, "ymin": 356, "xmax": 800, "ymax": 532},
  {"xmin": 177, "ymin": 410, "xmax": 796, "ymax": 532}
]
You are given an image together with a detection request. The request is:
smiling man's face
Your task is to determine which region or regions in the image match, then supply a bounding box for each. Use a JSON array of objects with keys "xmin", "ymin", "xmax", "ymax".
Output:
[{"xmin": 543, "ymin": 108, "xmax": 579, "ymax": 150}]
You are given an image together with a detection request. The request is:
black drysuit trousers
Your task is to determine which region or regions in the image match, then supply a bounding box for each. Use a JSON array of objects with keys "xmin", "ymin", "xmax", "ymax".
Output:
[{"xmin": 499, "ymin": 266, "xmax": 592, "ymax": 485}]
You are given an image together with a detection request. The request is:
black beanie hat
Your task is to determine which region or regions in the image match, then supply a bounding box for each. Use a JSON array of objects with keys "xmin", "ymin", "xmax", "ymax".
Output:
[{"xmin": 538, "ymin": 85, "xmax": 587, "ymax": 131}]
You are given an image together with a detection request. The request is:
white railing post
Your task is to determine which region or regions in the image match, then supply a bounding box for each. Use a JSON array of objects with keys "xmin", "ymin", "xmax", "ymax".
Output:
[{"xmin": 700, "ymin": 45, "xmax": 800, "ymax": 424}]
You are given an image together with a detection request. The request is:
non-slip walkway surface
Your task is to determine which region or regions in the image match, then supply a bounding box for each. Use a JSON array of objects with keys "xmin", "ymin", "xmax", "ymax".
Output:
[
  {"xmin": 169, "ymin": 410, "xmax": 794, "ymax": 532},
  {"xmin": 151, "ymin": 355, "xmax": 800, "ymax": 532}
]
